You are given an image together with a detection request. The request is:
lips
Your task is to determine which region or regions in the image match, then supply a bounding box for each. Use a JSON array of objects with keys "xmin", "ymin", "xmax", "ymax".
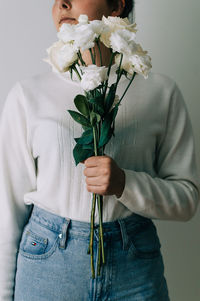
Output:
[{"xmin": 59, "ymin": 17, "xmax": 76, "ymax": 24}]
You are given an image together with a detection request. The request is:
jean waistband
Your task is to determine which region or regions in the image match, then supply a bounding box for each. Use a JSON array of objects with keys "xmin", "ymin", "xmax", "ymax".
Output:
[
  {"xmin": 30, "ymin": 205, "xmax": 151, "ymax": 236},
  {"xmin": 29, "ymin": 205, "xmax": 153, "ymax": 250}
]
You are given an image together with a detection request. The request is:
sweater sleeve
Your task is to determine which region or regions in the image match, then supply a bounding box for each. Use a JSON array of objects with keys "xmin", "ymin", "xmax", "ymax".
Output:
[
  {"xmin": 116, "ymin": 82, "xmax": 200, "ymax": 221},
  {"xmin": 0, "ymin": 82, "xmax": 37, "ymax": 301}
]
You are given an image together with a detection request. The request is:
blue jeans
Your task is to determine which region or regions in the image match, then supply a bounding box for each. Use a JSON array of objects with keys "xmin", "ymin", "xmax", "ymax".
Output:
[{"xmin": 14, "ymin": 205, "xmax": 170, "ymax": 301}]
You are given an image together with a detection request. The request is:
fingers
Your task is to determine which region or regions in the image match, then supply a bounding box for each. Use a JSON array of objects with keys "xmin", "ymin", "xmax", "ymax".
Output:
[
  {"xmin": 87, "ymin": 184, "xmax": 107, "ymax": 195},
  {"xmin": 83, "ymin": 166, "xmax": 98, "ymax": 177},
  {"xmin": 84, "ymin": 155, "xmax": 111, "ymax": 167},
  {"xmin": 86, "ymin": 176, "xmax": 102, "ymax": 186}
]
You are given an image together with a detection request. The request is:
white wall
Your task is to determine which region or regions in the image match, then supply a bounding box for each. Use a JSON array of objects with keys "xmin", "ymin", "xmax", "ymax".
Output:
[
  {"xmin": 0, "ymin": 1, "xmax": 200, "ymax": 300},
  {"xmin": 134, "ymin": 1, "xmax": 200, "ymax": 300},
  {"xmin": 0, "ymin": 0, "xmax": 57, "ymax": 110}
]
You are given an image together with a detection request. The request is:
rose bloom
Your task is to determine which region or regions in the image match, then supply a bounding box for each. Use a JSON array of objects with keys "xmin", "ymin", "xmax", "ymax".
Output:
[
  {"xmin": 100, "ymin": 16, "xmax": 137, "ymax": 48},
  {"xmin": 43, "ymin": 40, "xmax": 78, "ymax": 73},
  {"xmin": 58, "ymin": 14, "xmax": 107, "ymax": 52},
  {"xmin": 115, "ymin": 51, "xmax": 152, "ymax": 79},
  {"xmin": 109, "ymin": 29, "xmax": 137, "ymax": 55},
  {"xmin": 80, "ymin": 64, "xmax": 108, "ymax": 91}
]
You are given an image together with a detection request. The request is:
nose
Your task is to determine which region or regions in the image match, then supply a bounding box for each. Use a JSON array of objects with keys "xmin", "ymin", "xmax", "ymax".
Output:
[{"xmin": 59, "ymin": 0, "xmax": 71, "ymax": 10}]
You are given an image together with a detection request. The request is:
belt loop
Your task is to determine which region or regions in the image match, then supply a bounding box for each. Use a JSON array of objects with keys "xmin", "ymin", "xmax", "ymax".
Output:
[
  {"xmin": 117, "ymin": 219, "xmax": 129, "ymax": 251},
  {"xmin": 59, "ymin": 218, "xmax": 71, "ymax": 250}
]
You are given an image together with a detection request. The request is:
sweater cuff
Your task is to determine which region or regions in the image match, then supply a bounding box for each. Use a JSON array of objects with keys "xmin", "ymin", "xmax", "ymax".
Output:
[{"xmin": 115, "ymin": 168, "xmax": 152, "ymax": 214}]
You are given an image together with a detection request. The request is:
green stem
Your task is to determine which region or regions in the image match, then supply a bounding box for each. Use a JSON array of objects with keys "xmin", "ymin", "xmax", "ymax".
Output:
[
  {"xmin": 97, "ymin": 194, "xmax": 105, "ymax": 264},
  {"xmin": 114, "ymin": 69, "xmax": 123, "ymax": 94},
  {"xmin": 76, "ymin": 61, "xmax": 83, "ymax": 75},
  {"xmin": 91, "ymin": 121, "xmax": 105, "ymax": 277},
  {"xmin": 88, "ymin": 193, "xmax": 96, "ymax": 279},
  {"xmin": 78, "ymin": 50, "xmax": 86, "ymax": 66},
  {"xmin": 118, "ymin": 72, "xmax": 136, "ymax": 106},
  {"xmin": 93, "ymin": 47, "xmax": 96, "ymax": 64},
  {"xmin": 89, "ymin": 48, "xmax": 95, "ymax": 64},
  {"xmin": 93, "ymin": 126, "xmax": 98, "ymax": 156},
  {"xmin": 115, "ymin": 53, "xmax": 123, "ymax": 86},
  {"xmin": 96, "ymin": 40, "xmax": 103, "ymax": 66},
  {"xmin": 73, "ymin": 65, "xmax": 82, "ymax": 81},
  {"xmin": 88, "ymin": 192, "xmax": 96, "ymax": 255},
  {"xmin": 97, "ymin": 227, "xmax": 101, "ymax": 276},
  {"xmin": 103, "ymin": 52, "xmax": 115, "ymax": 100}
]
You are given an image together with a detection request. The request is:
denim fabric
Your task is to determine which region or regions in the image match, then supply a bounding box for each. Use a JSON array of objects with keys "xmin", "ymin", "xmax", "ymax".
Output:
[{"xmin": 14, "ymin": 205, "xmax": 170, "ymax": 301}]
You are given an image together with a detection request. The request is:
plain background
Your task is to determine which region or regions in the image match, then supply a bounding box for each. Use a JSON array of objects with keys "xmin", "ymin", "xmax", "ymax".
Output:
[{"xmin": 0, "ymin": 0, "xmax": 200, "ymax": 300}]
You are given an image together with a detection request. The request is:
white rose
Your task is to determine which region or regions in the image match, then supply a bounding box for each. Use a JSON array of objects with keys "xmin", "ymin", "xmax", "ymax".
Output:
[
  {"xmin": 58, "ymin": 18, "xmax": 106, "ymax": 52},
  {"xmin": 57, "ymin": 16, "xmax": 108, "ymax": 52},
  {"xmin": 129, "ymin": 54, "xmax": 152, "ymax": 79},
  {"xmin": 78, "ymin": 15, "xmax": 108, "ymax": 37},
  {"xmin": 115, "ymin": 51, "xmax": 152, "ymax": 79},
  {"xmin": 57, "ymin": 23, "xmax": 76, "ymax": 43},
  {"xmin": 115, "ymin": 54, "xmax": 134, "ymax": 74},
  {"xmin": 89, "ymin": 20, "xmax": 108, "ymax": 37},
  {"xmin": 74, "ymin": 23, "xmax": 98, "ymax": 51},
  {"xmin": 43, "ymin": 40, "xmax": 78, "ymax": 73},
  {"xmin": 78, "ymin": 14, "xmax": 89, "ymax": 24},
  {"xmin": 102, "ymin": 16, "xmax": 137, "ymax": 32},
  {"xmin": 80, "ymin": 64, "xmax": 108, "ymax": 91},
  {"xmin": 58, "ymin": 23, "xmax": 98, "ymax": 51},
  {"xmin": 110, "ymin": 29, "xmax": 137, "ymax": 54},
  {"xmin": 74, "ymin": 20, "xmax": 109, "ymax": 50},
  {"xmin": 100, "ymin": 16, "xmax": 137, "ymax": 48}
]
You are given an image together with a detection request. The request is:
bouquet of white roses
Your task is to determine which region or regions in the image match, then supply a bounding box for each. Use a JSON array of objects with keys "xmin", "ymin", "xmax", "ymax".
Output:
[{"xmin": 44, "ymin": 14, "xmax": 152, "ymax": 279}]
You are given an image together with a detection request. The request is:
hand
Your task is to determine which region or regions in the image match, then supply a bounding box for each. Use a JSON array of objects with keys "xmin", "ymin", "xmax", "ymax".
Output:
[{"xmin": 82, "ymin": 155, "xmax": 125, "ymax": 198}]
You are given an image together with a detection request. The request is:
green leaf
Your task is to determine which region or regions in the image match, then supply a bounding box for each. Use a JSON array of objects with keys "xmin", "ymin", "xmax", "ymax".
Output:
[
  {"xmin": 73, "ymin": 143, "xmax": 94, "ymax": 166},
  {"xmin": 77, "ymin": 129, "xmax": 93, "ymax": 145},
  {"xmin": 82, "ymin": 142, "xmax": 94, "ymax": 150},
  {"xmin": 98, "ymin": 106, "xmax": 118, "ymax": 147},
  {"xmin": 74, "ymin": 137, "xmax": 80, "ymax": 143},
  {"xmin": 89, "ymin": 95, "xmax": 105, "ymax": 116},
  {"xmin": 110, "ymin": 105, "xmax": 118, "ymax": 122},
  {"xmin": 95, "ymin": 89, "xmax": 102, "ymax": 97},
  {"xmin": 89, "ymin": 95, "xmax": 104, "ymax": 106},
  {"xmin": 82, "ymin": 124, "xmax": 91, "ymax": 131},
  {"xmin": 74, "ymin": 95, "xmax": 90, "ymax": 117},
  {"xmin": 99, "ymin": 118, "xmax": 112, "ymax": 148},
  {"xmin": 90, "ymin": 111, "xmax": 101, "ymax": 126},
  {"xmin": 93, "ymin": 104, "xmax": 105, "ymax": 116},
  {"xmin": 105, "ymin": 84, "xmax": 116, "ymax": 113},
  {"xmin": 99, "ymin": 126, "xmax": 114, "ymax": 147},
  {"xmin": 67, "ymin": 110, "xmax": 91, "ymax": 127}
]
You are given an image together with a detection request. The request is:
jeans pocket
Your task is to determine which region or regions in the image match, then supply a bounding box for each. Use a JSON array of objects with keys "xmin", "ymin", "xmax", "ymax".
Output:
[
  {"xmin": 127, "ymin": 220, "xmax": 161, "ymax": 259},
  {"xmin": 19, "ymin": 220, "xmax": 59, "ymax": 260}
]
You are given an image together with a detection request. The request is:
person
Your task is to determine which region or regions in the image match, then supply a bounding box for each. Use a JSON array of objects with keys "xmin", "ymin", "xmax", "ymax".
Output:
[{"xmin": 0, "ymin": 0, "xmax": 199, "ymax": 300}]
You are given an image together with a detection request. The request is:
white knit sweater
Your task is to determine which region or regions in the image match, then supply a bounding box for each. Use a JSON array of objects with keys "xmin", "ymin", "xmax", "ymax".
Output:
[{"xmin": 0, "ymin": 67, "xmax": 199, "ymax": 300}]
